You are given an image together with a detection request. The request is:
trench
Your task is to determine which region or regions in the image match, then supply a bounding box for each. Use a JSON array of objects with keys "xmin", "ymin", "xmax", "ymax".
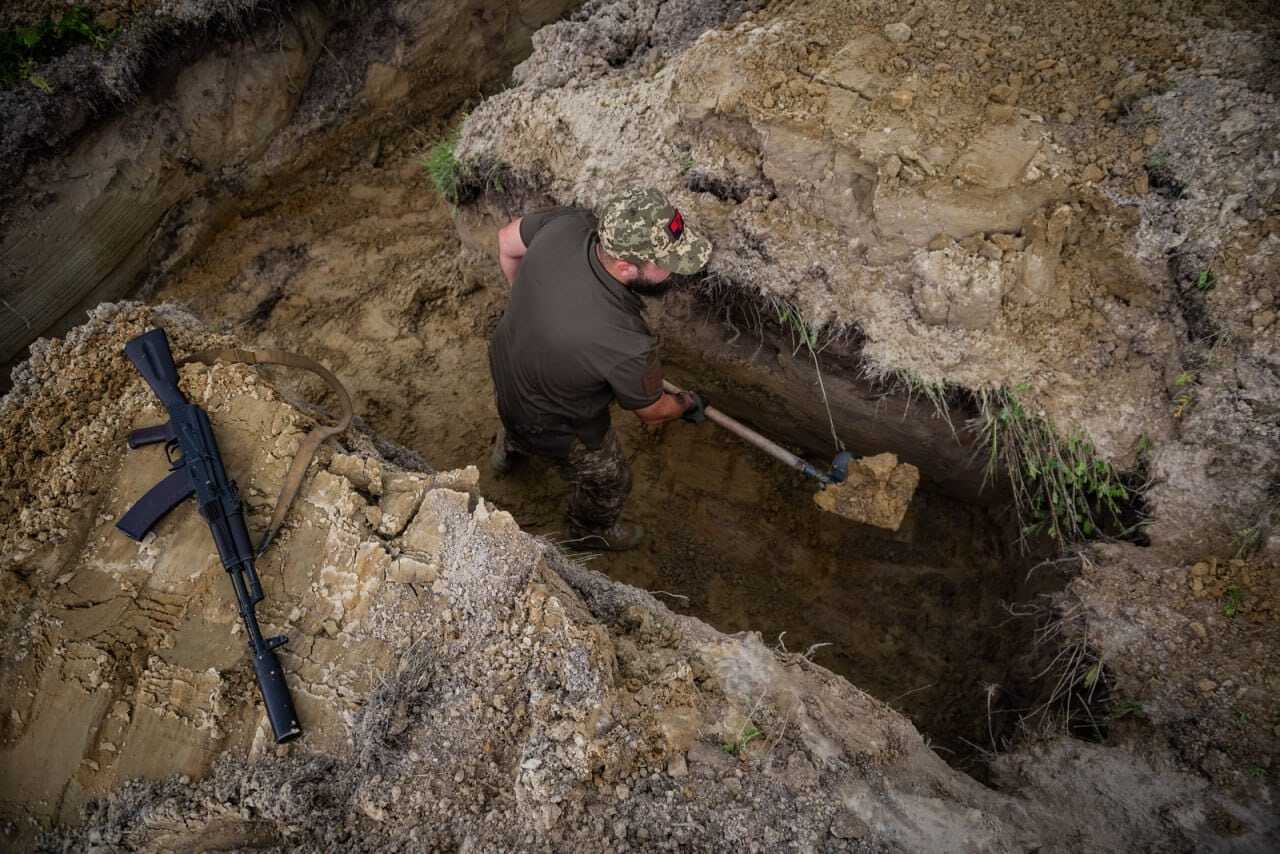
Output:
[
  {"xmin": 139, "ymin": 135, "xmax": 1068, "ymax": 777},
  {"xmin": 0, "ymin": 0, "xmax": 1078, "ymax": 781}
]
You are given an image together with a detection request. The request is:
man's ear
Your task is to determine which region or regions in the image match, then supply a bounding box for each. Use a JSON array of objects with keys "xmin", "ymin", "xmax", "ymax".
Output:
[{"xmin": 615, "ymin": 260, "xmax": 640, "ymax": 282}]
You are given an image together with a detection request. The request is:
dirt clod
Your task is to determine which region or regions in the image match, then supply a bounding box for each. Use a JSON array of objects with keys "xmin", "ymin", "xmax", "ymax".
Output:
[{"xmin": 813, "ymin": 453, "xmax": 920, "ymax": 531}]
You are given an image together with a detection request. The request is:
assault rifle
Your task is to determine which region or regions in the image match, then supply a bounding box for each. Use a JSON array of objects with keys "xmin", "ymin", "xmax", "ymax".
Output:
[{"xmin": 116, "ymin": 328, "xmax": 302, "ymax": 743}]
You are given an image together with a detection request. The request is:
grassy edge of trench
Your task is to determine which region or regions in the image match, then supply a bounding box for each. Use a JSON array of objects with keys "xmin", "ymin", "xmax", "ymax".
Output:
[
  {"xmin": 972, "ymin": 384, "xmax": 1139, "ymax": 547},
  {"xmin": 1, "ymin": 5, "xmax": 114, "ymax": 91},
  {"xmin": 869, "ymin": 368, "xmax": 1141, "ymax": 549},
  {"xmin": 422, "ymin": 121, "xmax": 517, "ymax": 208},
  {"xmin": 711, "ymin": 290, "xmax": 1144, "ymax": 550}
]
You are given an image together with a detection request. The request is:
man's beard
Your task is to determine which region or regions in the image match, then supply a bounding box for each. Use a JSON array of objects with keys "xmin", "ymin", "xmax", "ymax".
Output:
[{"xmin": 630, "ymin": 279, "xmax": 673, "ymax": 297}]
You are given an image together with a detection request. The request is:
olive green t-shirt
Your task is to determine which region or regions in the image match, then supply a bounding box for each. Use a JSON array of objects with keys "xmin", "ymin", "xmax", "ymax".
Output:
[{"xmin": 488, "ymin": 207, "xmax": 662, "ymax": 456}]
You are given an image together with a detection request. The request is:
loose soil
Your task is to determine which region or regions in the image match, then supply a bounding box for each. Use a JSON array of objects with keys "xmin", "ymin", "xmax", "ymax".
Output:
[{"xmin": 150, "ymin": 128, "xmax": 1044, "ymax": 772}]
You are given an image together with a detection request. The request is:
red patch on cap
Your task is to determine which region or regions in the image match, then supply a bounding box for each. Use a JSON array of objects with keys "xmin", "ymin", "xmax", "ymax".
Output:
[{"xmin": 666, "ymin": 210, "xmax": 685, "ymax": 241}]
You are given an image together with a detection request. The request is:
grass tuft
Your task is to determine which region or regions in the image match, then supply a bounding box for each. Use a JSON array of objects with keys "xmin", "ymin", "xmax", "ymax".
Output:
[
  {"xmin": 768, "ymin": 297, "xmax": 845, "ymax": 452},
  {"xmin": 1222, "ymin": 586, "xmax": 1246, "ymax": 618},
  {"xmin": 722, "ymin": 724, "xmax": 763, "ymax": 756},
  {"xmin": 422, "ymin": 127, "xmax": 463, "ymax": 205},
  {"xmin": 861, "ymin": 365, "xmax": 957, "ymax": 435},
  {"xmin": 973, "ymin": 385, "xmax": 1131, "ymax": 545},
  {"xmin": 1, "ymin": 6, "xmax": 113, "ymax": 90}
]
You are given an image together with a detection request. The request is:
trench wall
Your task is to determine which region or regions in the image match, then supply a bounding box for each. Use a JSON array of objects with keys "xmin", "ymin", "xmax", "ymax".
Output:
[{"xmin": 0, "ymin": 0, "xmax": 580, "ymax": 376}]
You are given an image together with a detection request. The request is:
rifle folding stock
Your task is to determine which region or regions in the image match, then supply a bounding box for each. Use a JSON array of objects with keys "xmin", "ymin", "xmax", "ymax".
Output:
[{"xmin": 117, "ymin": 328, "xmax": 302, "ymax": 744}]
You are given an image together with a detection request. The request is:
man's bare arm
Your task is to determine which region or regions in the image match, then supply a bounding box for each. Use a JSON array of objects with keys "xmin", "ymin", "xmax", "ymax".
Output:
[
  {"xmin": 632, "ymin": 392, "xmax": 693, "ymax": 425},
  {"xmin": 498, "ymin": 218, "xmax": 527, "ymax": 284}
]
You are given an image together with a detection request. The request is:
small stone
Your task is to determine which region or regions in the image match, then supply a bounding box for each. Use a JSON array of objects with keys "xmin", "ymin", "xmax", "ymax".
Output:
[
  {"xmin": 1036, "ymin": 58, "xmax": 1057, "ymax": 70},
  {"xmin": 884, "ymin": 22, "xmax": 913, "ymax": 43},
  {"xmin": 882, "ymin": 154, "xmax": 903, "ymax": 178},
  {"xmin": 1198, "ymin": 679, "xmax": 1218, "ymax": 694},
  {"xmin": 688, "ymin": 741, "xmax": 734, "ymax": 771},
  {"xmin": 1191, "ymin": 562, "xmax": 1210, "ymax": 577},
  {"xmin": 831, "ymin": 809, "xmax": 870, "ymax": 839},
  {"xmin": 667, "ymin": 753, "xmax": 689, "ymax": 778},
  {"xmin": 1133, "ymin": 174, "xmax": 1149, "ymax": 195},
  {"xmin": 888, "ymin": 88, "xmax": 914, "ymax": 110},
  {"xmin": 1081, "ymin": 164, "xmax": 1105, "ymax": 183},
  {"xmin": 927, "ymin": 234, "xmax": 953, "ymax": 251},
  {"xmin": 989, "ymin": 233, "xmax": 1021, "ymax": 252},
  {"xmin": 989, "ymin": 83, "xmax": 1017, "ymax": 104},
  {"xmin": 1143, "ymin": 128, "xmax": 1160, "ymax": 146},
  {"xmin": 615, "ymin": 784, "xmax": 630, "ymax": 801},
  {"xmin": 322, "ymin": 619, "xmax": 340, "ymax": 637},
  {"xmin": 979, "ymin": 241, "xmax": 1003, "ymax": 261},
  {"xmin": 1191, "ymin": 622, "xmax": 1208, "ymax": 639},
  {"xmin": 1252, "ymin": 310, "xmax": 1276, "ymax": 330}
]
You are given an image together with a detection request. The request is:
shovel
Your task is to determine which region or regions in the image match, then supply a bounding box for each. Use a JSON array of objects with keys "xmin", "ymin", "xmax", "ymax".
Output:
[{"xmin": 663, "ymin": 380, "xmax": 920, "ymax": 530}]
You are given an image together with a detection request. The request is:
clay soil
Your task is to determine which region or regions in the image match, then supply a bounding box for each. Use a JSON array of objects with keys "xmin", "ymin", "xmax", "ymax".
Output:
[{"xmin": 150, "ymin": 127, "xmax": 1044, "ymax": 771}]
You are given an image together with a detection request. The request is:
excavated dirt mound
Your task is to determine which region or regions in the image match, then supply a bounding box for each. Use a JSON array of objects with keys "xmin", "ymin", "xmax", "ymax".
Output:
[{"xmin": 3, "ymin": 305, "xmax": 1273, "ymax": 853}]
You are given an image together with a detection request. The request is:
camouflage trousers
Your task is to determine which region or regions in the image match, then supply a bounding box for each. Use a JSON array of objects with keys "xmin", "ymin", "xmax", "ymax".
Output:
[{"xmin": 502, "ymin": 426, "xmax": 632, "ymax": 533}]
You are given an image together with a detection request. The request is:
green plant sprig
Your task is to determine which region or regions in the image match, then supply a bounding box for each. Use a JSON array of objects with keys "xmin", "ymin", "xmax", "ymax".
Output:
[
  {"xmin": 1, "ymin": 6, "xmax": 113, "ymax": 91},
  {"xmin": 1222, "ymin": 586, "xmax": 1245, "ymax": 618},
  {"xmin": 723, "ymin": 724, "xmax": 763, "ymax": 756},
  {"xmin": 975, "ymin": 385, "xmax": 1131, "ymax": 545},
  {"xmin": 422, "ymin": 127, "xmax": 463, "ymax": 205}
]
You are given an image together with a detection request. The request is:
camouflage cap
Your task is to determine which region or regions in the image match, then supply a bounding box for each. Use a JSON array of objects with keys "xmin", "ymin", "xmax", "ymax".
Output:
[{"xmin": 598, "ymin": 188, "xmax": 712, "ymax": 275}]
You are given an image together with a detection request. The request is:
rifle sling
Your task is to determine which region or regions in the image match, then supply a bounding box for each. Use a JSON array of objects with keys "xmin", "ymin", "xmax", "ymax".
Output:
[{"xmin": 181, "ymin": 348, "xmax": 353, "ymax": 556}]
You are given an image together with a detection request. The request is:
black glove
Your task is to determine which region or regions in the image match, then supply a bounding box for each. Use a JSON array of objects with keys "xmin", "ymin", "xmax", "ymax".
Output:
[{"xmin": 678, "ymin": 390, "xmax": 708, "ymax": 424}]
